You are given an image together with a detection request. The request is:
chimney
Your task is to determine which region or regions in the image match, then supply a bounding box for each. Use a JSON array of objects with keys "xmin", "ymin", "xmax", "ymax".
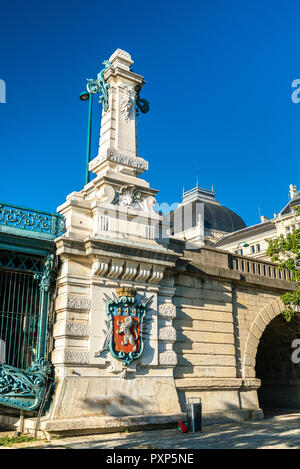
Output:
[
  {"xmin": 289, "ymin": 184, "xmax": 297, "ymax": 200},
  {"xmin": 260, "ymin": 215, "xmax": 269, "ymax": 223}
]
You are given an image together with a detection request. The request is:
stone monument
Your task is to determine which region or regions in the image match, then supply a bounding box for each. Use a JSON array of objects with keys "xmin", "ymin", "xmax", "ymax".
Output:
[{"xmin": 44, "ymin": 49, "xmax": 184, "ymax": 434}]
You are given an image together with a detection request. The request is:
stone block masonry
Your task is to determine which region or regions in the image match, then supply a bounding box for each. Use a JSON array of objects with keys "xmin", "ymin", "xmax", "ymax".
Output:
[{"xmin": 171, "ymin": 243, "xmax": 296, "ymax": 425}]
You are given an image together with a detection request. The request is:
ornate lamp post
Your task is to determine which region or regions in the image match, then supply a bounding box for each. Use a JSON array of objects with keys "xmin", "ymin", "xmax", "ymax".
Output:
[{"xmin": 80, "ymin": 60, "xmax": 112, "ymax": 185}]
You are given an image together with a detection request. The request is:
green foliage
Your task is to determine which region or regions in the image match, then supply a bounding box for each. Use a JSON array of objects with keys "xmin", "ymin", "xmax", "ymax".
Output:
[
  {"xmin": 0, "ymin": 434, "xmax": 37, "ymax": 447},
  {"xmin": 266, "ymin": 207, "xmax": 300, "ymax": 322}
]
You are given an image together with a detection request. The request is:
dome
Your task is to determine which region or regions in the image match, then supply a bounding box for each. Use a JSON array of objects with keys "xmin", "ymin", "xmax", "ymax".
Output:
[{"xmin": 166, "ymin": 186, "xmax": 246, "ymax": 236}]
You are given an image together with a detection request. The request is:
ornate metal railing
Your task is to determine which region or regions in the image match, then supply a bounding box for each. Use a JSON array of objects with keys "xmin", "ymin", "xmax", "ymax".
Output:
[{"xmin": 0, "ymin": 203, "xmax": 65, "ymax": 239}]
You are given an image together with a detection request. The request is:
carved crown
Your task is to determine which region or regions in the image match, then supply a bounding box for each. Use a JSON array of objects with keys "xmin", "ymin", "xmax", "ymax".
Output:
[{"xmin": 116, "ymin": 287, "xmax": 137, "ymax": 298}]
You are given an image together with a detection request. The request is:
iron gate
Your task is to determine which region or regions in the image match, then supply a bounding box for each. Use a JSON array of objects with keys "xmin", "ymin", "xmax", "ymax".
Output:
[
  {"xmin": 0, "ymin": 269, "xmax": 41, "ymax": 370},
  {"xmin": 0, "ymin": 250, "xmax": 55, "ymax": 411}
]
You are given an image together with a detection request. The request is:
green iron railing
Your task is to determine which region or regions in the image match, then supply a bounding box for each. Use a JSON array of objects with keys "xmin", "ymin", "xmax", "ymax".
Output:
[{"xmin": 0, "ymin": 202, "xmax": 65, "ymax": 240}]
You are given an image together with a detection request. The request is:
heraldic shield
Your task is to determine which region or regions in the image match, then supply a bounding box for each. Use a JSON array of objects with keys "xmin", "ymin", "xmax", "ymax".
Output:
[{"xmin": 103, "ymin": 287, "xmax": 151, "ymax": 366}]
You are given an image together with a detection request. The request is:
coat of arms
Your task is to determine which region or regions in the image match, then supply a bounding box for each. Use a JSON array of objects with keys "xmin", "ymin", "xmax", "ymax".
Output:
[{"xmin": 95, "ymin": 287, "xmax": 153, "ymax": 368}]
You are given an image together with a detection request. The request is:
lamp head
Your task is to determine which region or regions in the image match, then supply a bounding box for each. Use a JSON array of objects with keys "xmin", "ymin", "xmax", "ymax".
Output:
[{"xmin": 80, "ymin": 91, "xmax": 90, "ymax": 101}]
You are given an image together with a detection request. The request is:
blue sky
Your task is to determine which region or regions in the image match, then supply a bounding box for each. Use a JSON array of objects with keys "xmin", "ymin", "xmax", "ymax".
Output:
[{"xmin": 0, "ymin": 0, "xmax": 300, "ymax": 226}]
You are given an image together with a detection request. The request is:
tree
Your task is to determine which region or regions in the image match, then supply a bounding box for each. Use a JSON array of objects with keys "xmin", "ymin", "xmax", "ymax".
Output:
[{"xmin": 266, "ymin": 208, "xmax": 300, "ymax": 322}]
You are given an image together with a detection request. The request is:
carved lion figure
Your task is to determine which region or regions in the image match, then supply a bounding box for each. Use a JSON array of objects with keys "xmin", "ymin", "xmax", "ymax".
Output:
[{"xmin": 116, "ymin": 316, "xmax": 138, "ymax": 352}]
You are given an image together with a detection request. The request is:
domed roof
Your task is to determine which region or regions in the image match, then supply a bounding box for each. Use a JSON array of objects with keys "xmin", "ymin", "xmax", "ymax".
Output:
[
  {"xmin": 166, "ymin": 186, "xmax": 246, "ymax": 235},
  {"xmin": 202, "ymin": 201, "xmax": 246, "ymax": 232}
]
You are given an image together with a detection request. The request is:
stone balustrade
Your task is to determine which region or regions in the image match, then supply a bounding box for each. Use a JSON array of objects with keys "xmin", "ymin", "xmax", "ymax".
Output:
[{"xmin": 229, "ymin": 253, "xmax": 292, "ymax": 281}]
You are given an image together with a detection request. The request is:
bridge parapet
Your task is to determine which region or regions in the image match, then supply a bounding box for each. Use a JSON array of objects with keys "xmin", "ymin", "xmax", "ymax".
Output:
[
  {"xmin": 178, "ymin": 245, "xmax": 295, "ymax": 291},
  {"xmin": 229, "ymin": 252, "xmax": 292, "ymax": 282}
]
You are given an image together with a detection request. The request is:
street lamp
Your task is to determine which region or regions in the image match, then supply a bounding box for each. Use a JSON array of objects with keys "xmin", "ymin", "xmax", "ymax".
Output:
[
  {"xmin": 80, "ymin": 90, "xmax": 93, "ymax": 185},
  {"xmin": 79, "ymin": 60, "xmax": 112, "ymax": 185},
  {"xmin": 236, "ymin": 242, "xmax": 249, "ymax": 254},
  {"xmin": 80, "ymin": 91, "xmax": 90, "ymax": 101}
]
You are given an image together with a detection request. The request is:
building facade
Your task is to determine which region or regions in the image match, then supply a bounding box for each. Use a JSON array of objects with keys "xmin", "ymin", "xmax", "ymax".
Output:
[{"xmin": 213, "ymin": 184, "xmax": 300, "ymax": 259}]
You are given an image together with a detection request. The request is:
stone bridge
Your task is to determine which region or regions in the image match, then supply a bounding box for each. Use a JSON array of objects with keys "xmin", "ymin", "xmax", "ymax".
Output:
[
  {"xmin": 171, "ymin": 243, "xmax": 297, "ymax": 424},
  {"xmin": 32, "ymin": 237, "xmax": 297, "ymax": 435}
]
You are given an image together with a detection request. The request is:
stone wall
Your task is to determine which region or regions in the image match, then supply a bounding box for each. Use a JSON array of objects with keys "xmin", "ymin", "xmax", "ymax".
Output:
[
  {"xmin": 170, "ymin": 244, "xmax": 296, "ymax": 424},
  {"xmin": 173, "ymin": 275, "xmax": 235, "ymax": 380}
]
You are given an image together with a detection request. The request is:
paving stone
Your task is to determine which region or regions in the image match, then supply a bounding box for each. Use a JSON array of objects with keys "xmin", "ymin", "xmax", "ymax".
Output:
[{"xmin": 6, "ymin": 411, "xmax": 300, "ymax": 449}]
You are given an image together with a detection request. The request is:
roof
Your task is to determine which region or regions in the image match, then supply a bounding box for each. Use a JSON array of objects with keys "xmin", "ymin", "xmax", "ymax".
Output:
[
  {"xmin": 213, "ymin": 220, "xmax": 275, "ymax": 247},
  {"xmin": 166, "ymin": 191, "xmax": 246, "ymax": 235},
  {"xmin": 279, "ymin": 191, "xmax": 300, "ymax": 216}
]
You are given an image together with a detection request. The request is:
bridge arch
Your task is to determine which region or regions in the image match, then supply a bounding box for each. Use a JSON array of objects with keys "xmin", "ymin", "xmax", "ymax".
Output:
[
  {"xmin": 243, "ymin": 298, "xmax": 300, "ymax": 412},
  {"xmin": 242, "ymin": 298, "xmax": 286, "ymax": 379}
]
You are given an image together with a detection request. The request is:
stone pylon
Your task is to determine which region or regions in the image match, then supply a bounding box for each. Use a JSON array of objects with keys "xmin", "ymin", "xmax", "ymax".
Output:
[{"xmin": 43, "ymin": 49, "xmax": 183, "ymax": 435}]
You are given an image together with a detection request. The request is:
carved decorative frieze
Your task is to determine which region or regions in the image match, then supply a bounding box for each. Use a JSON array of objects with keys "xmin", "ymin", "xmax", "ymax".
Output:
[
  {"xmin": 108, "ymin": 150, "xmax": 148, "ymax": 170},
  {"xmin": 159, "ymin": 351, "xmax": 177, "ymax": 366},
  {"xmin": 65, "ymin": 323, "xmax": 90, "ymax": 337},
  {"xmin": 89, "ymin": 150, "xmax": 148, "ymax": 172},
  {"xmin": 158, "ymin": 303, "xmax": 176, "ymax": 318},
  {"xmin": 64, "ymin": 350, "xmax": 89, "ymax": 364},
  {"xmin": 90, "ymin": 257, "xmax": 166, "ymax": 285},
  {"xmin": 66, "ymin": 296, "xmax": 91, "ymax": 311},
  {"xmin": 159, "ymin": 326, "xmax": 176, "ymax": 342}
]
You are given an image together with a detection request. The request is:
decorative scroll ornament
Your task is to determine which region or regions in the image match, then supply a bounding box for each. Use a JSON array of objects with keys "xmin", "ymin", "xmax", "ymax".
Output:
[
  {"xmin": 34, "ymin": 252, "xmax": 56, "ymax": 293},
  {"xmin": 86, "ymin": 60, "xmax": 112, "ymax": 112},
  {"xmin": 0, "ymin": 358, "xmax": 52, "ymax": 411},
  {"xmin": 136, "ymin": 93, "xmax": 150, "ymax": 115},
  {"xmin": 0, "ymin": 203, "xmax": 65, "ymax": 238},
  {"xmin": 120, "ymin": 85, "xmax": 137, "ymax": 122},
  {"xmin": 120, "ymin": 85, "xmax": 150, "ymax": 121},
  {"xmin": 95, "ymin": 288, "xmax": 153, "ymax": 367}
]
